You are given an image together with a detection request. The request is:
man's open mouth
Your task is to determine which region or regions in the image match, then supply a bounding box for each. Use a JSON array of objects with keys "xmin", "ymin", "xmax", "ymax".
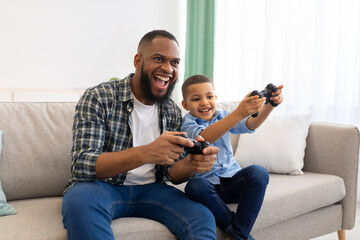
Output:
[{"xmin": 154, "ymin": 75, "xmax": 171, "ymax": 89}]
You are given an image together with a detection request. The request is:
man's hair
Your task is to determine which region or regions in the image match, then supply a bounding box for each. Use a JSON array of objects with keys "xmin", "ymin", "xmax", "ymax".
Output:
[
  {"xmin": 182, "ymin": 75, "xmax": 214, "ymax": 99},
  {"xmin": 138, "ymin": 30, "xmax": 178, "ymax": 53}
]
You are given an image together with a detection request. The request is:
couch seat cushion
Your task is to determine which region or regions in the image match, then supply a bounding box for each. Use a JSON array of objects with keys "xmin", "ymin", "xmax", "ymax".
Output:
[
  {"xmin": 0, "ymin": 173, "xmax": 346, "ymax": 239},
  {"xmin": 0, "ymin": 197, "xmax": 178, "ymax": 240},
  {"xmin": 227, "ymin": 172, "xmax": 346, "ymax": 231},
  {"xmin": 0, "ymin": 197, "xmax": 67, "ymax": 240}
]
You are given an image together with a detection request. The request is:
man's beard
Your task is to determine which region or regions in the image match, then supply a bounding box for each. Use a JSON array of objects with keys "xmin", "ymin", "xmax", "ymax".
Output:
[{"xmin": 140, "ymin": 65, "xmax": 177, "ymax": 104}]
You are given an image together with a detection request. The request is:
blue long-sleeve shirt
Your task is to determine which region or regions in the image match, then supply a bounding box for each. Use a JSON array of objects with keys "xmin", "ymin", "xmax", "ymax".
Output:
[{"xmin": 181, "ymin": 110, "xmax": 254, "ymax": 184}]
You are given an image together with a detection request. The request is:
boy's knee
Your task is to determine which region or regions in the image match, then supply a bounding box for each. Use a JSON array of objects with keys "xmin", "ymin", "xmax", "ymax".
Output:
[
  {"xmin": 185, "ymin": 176, "xmax": 212, "ymax": 198},
  {"xmin": 247, "ymin": 165, "xmax": 269, "ymax": 186},
  {"xmin": 187, "ymin": 176, "xmax": 210, "ymax": 186}
]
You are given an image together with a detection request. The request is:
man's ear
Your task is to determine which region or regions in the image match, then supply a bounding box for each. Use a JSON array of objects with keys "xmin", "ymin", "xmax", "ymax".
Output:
[
  {"xmin": 134, "ymin": 54, "xmax": 142, "ymax": 70},
  {"xmin": 215, "ymin": 95, "xmax": 218, "ymax": 101},
  {"xmin": 182, "ymin": 100, "xmax": 189, "ymax": 110}
]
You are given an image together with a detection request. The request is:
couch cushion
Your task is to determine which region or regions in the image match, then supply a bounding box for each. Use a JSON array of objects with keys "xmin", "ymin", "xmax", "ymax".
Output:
[
  {"xmin": 227, "ymin": 172, "xmax": 346, "ymax": 231},
  {"xmin": 0, "ymin": 197, "xmax": 67, "ymax": 240},
  {"xmin": 0, "ymin": 180, "xmax": 16, "ymax": 216},
  {"xmin": 1, "ymin": 197, "xmax": 177, "ymax": 240},
  {"xmin": 0, "ymin": 102, "xmax": 77, "ymax": 200},
  {"xmin": 1, "ymin": 197, "xmax": 223, "ymax": 240},
  {"xmin": 234, "ymin": 114, "xmax": 311, "ymax": 175},
  {"xmin": 0, "ymin": 172, "xmax": 345, "ymax": 240},
  {"xmin": 0, "ymin": 130, "xmax": 16, "ymax": 216}
]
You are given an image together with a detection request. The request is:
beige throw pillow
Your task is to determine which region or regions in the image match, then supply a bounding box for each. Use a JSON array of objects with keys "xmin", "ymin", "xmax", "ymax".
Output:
[{"xmin": 234, "ymin": 115, "xmax": 311, "ymax": 175}]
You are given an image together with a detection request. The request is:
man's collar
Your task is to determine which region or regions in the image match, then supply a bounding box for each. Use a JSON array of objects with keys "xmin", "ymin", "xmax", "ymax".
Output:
[{"xmin": 118, "ymin": 73, "xmax": 134, "ymax": 102}]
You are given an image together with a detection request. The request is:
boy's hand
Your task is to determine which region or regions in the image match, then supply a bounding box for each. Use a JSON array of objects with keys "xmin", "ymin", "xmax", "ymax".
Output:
[
  {"xmin": 245, "ymin": 85, "xmax": 284, "ymax": 130},
  {"xmin": 188, "ymin": 144, "xmax": 219, "ymax": 173},
  {"xmin": 270, "ymin": 85, "xmax": 284, "ymax": 106},
  {"xmin": 187, "ymin": 135, "xmax": 218, "ymax": 173},
  {"xmin": 236, "ymin": 92, "xmax": 266, "ymax": 119}
]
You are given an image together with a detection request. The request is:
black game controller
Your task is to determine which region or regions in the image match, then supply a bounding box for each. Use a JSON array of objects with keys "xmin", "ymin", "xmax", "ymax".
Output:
[
  {"xmin": 249, "ymin": 83, "xmax": 279, "ymax": 118},
  {"xmin": 176, "ymin": 134, "xmax": 210, "ymax": 154}
]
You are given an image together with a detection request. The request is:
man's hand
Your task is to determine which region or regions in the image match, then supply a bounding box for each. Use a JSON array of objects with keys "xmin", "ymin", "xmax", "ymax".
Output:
[{"xmin": 143, "ymin": 131, "xmax": 194, "ymax": 165}]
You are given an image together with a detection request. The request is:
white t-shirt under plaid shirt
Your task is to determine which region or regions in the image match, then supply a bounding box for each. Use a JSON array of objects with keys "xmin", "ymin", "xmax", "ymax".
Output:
[{"xmin": 123, "ymin": 93, "xmax": 159, "ymax": 185}]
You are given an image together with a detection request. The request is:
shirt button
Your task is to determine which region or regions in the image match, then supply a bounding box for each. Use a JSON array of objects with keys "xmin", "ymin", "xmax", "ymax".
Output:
[{"xmin": 128, "ymin": 108, "xmax": 132, "ymax": 112}]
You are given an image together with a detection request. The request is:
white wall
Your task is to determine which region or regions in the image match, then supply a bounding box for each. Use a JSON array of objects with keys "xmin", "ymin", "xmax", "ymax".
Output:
[{"xmin": 0, "ymin": 0, "xmax": 186, "ymax": 102}]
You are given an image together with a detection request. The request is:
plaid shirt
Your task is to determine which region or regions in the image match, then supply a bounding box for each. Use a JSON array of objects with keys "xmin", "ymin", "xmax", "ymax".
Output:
[{"xmin": 64, "ymin": 74, "xmax": 183, "ymax": 194}]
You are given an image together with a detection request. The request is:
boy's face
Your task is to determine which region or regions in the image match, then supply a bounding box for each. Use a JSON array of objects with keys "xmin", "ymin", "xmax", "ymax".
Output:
[{"xmin": 182, "ymin": 82, "xmax": 217, "ymax": 121}]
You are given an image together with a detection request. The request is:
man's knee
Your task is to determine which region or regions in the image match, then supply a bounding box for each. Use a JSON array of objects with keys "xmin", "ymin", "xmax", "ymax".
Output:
[
  {"xmin": 198, "ymin": 204, "xmax": 216, "ymax": 226},
  {"xmin": 186, "ymin": 202, "xmax": 217, "ymax": 239},
  {"xmin": 62, "ymin": 182, "xmax": 110, "ymax": 222}
]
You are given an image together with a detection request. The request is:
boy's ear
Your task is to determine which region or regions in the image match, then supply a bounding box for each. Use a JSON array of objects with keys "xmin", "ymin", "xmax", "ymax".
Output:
[{"xmin": 181, "ymin": 100, "xmax": 189, "ymax": 110}]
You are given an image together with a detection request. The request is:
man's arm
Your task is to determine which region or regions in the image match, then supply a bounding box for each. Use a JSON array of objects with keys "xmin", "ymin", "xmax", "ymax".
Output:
[
  {"xmin": 72, "ymin": 90, "xmax": 194, "ymax": 180},
  {"xmin": 95, "ymin": 132, "xmax": 195, "ymax": 179}
]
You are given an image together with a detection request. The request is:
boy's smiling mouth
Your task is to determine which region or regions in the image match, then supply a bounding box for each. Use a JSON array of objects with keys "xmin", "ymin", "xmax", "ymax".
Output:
[{"xmin": 199, "ymin": 107, "xmax": 212, "ymax": 113}]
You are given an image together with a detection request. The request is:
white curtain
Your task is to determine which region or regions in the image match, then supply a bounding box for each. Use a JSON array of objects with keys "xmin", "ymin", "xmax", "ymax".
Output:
[{"xmin": 214, "ymin": 0, "xmax": 360, "ymax": 127}]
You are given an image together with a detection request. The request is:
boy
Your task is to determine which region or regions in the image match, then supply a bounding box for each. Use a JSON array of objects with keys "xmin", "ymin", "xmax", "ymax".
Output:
[{"xmin": 181, "ymin": 75, "xmax": 283, "ymax": 240}]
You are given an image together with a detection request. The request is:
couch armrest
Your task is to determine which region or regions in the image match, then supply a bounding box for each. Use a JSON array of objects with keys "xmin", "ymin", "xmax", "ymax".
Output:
[{"xmin": 303, "ymin": 122, "xmax": 359, "ymax": 229}]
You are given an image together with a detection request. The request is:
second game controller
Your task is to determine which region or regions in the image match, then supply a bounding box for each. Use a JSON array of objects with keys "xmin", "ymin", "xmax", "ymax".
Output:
[
  {"xmin": 249, "ymin": 83, "xmax": 279, "ymax": 118},
  {"xmin": 176, "ymin": 134, "xmax": 210, "ymax": 154}
]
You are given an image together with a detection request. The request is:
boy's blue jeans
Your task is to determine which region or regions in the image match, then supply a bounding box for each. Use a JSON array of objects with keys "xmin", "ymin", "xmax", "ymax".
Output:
[
  {"xmin": 185, "ymin": 165, "xmax": 269, "ymax": 240},
  {"xmin": 62, "ymin": 181, "xmax": 216, "ymax": 240}
]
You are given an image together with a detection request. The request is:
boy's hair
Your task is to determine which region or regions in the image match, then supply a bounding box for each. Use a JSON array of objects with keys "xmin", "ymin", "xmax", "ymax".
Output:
[
  {"xmin": 182, "ymin": 75, "xmax": 214, "ymax": 99},
  {"xmin": 138, "ymin": 30, "xmax": 178, "ymax": 53}
]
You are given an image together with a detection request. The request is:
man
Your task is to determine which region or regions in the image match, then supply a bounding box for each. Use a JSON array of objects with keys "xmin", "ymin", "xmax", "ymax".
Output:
[{"xmin": 62, "ymin": 30, "xmax": 219, "ymax": 240}]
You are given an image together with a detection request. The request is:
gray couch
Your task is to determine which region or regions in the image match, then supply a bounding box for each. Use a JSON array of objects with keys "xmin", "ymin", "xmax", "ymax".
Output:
[{"xmin": 0, "ymin": 102, "xmax": 358, "ymax": 240}]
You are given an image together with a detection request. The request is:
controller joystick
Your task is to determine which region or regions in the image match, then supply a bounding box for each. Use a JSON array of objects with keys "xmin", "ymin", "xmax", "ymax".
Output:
[
  {"xmin": 176, "ymin": 134, "xmax": 210, "ymax": 154},
  {"xmin": 249, "ymin": 83, "xmax": 279, "ymax": 118}
]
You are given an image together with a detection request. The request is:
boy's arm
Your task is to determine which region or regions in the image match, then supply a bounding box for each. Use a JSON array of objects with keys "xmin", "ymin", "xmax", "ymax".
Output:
[
  {"xmin": 200, "ymin": 94, "xmax": 265, "ymax": 143},
  {"xmin": 246, "ymin": 85, "xmax": 284, "ymax": 130}
]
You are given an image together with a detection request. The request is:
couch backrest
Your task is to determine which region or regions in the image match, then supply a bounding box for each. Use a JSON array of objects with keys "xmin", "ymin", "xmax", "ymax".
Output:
[
  {"xmin": 0, "ymin": 102, "xmax": 77, "ymax": 200},
  {"xmin": 0, "ymin": 101, "xmax": 242, "ymax": 201}
]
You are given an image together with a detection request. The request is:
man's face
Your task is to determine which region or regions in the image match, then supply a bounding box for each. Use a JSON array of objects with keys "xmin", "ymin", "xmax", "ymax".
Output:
[{"xmin": 138, "ymin": 37, "xmax": 180, "ymax": 103}]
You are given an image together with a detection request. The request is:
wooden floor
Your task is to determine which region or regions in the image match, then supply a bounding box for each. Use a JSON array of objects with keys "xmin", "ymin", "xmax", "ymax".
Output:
[{"xmin": 311, "ymin": 203, "xmax": 360, "ymax": 240}]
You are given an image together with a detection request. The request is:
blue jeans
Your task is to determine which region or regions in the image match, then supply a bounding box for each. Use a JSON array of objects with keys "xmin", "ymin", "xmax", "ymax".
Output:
[
  {"xmin": 62, "ymin": 181, "xmax": 216, "ymax": 240},
  {"xmin": 185, "ymin": 165, "xmax": 269, "ymax": 240}
]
